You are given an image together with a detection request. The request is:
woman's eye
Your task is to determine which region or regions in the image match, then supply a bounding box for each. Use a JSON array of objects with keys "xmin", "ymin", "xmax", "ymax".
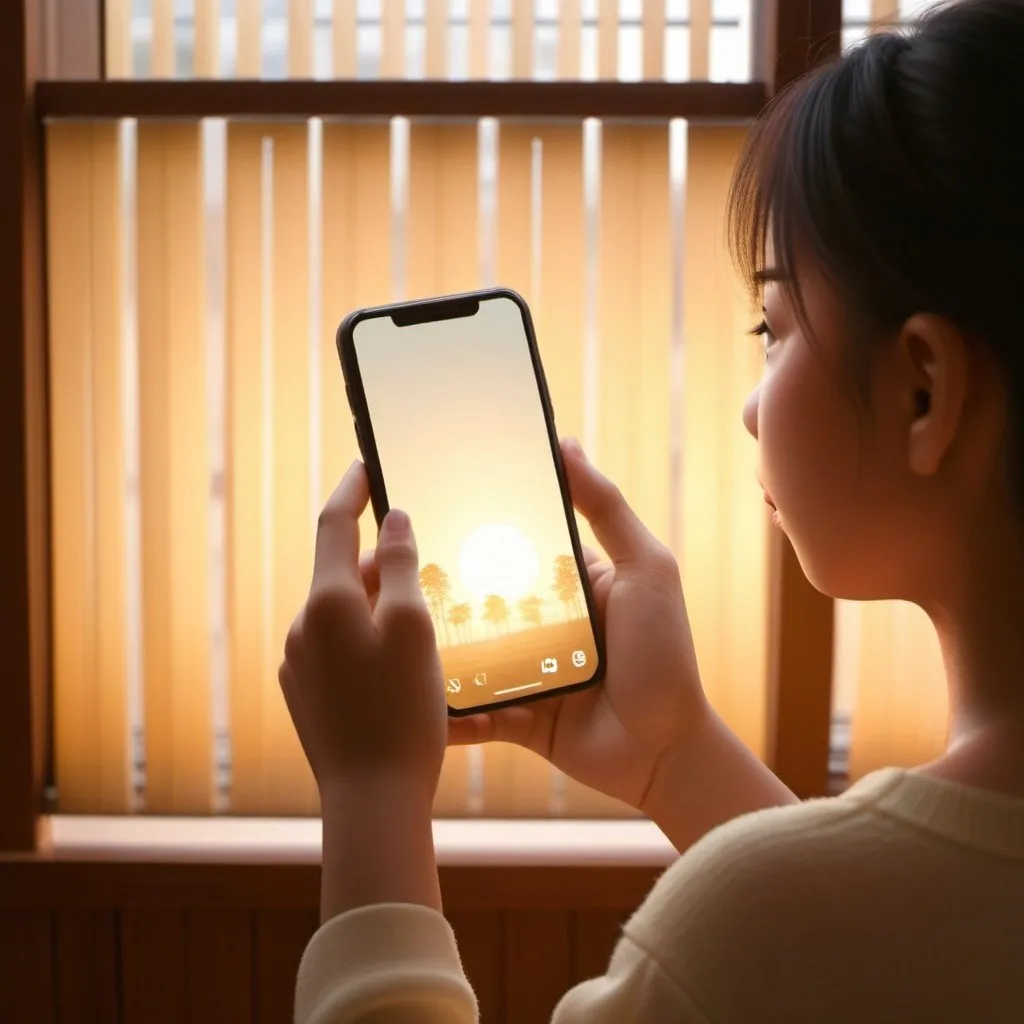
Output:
[{"xmin": 750, "ymin": 319, "xmax": 776, "ymax": 359}]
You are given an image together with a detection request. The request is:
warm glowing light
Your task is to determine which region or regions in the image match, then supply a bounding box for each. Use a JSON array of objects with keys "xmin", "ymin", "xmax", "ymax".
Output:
[{"xmin": 458, "ymin": 525, "xmax": 540, "ymax": 602}]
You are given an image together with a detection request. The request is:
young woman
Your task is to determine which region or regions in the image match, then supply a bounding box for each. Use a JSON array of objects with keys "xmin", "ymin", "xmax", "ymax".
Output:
[{"xmin": 279, "ymin": 1, "xmax": 1024, "ymax": 1019}]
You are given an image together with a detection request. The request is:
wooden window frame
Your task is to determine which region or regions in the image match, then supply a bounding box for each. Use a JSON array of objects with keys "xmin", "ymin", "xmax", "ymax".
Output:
[{"xmin": 0, "ymin": 0, "xmax": 840, "ymax": 855}]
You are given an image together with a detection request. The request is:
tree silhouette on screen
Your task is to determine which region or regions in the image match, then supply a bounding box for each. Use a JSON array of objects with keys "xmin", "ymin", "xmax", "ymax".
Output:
[
  {"xmin": 419, "ymin": 563, "xmax": 452, "ymax": 645},
  {"xmin": 449, "ymin": 602, "xmax": 472, "ymax": 644},
  {"xmin": 519, "ymin": 594, "xmax": 544, "ymax": 627},
  {"xmin": 482, "ymin": 594, "xmax": 510, "ymax": 636}
]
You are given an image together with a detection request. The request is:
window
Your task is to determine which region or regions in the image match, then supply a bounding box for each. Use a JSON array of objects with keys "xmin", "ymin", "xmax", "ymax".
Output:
[{"xmin": 41, "ymin": 0, "xmax": 948, "ymax": 820}]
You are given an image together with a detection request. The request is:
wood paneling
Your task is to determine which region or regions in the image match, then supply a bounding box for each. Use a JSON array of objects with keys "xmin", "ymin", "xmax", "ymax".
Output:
[
  {"xmin": 0, "ymin": 859, "xmax": 659, "ymax": 913},
  {"xmin": 122, "ymin": 909, "xmax": 188, "ymax": 1023},
  {"xmin": 0, "ymin": 911, "xmax": 54, "ymax": 1024},
  {"xmin": 448, "ymin": 910, "xmax": 504, "ymax": 1024},
  {"xmin": 505, "ymin": 910, "xmax": 571, "ymax": 1024},
  {"xmin": 0, "ymin": 857, "xmax": 660, "ymax": 1023},
  {"xmin": 571, "ymin": 909, "xmax": 624, "ymax": 983},
  {"xmin": 188, "ymin": 910, "xmax": 253, "ymax": 1023},
  {"xmin": 54, "ymin": 910, "xmax": 120, "ymax": 1023},
  {"xmin": 254, "ymin": 910, "xmax": 319, "ymax": 1024}
]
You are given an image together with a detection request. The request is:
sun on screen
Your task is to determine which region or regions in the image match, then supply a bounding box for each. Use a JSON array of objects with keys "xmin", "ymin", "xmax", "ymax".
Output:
[{"xmin": 458, "ymin": 524, "xmax": 540, "ymax": 602}]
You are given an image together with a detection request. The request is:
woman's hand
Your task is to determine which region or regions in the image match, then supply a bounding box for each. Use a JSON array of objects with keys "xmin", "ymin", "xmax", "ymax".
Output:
[
  {"xmin": 280, "ymin": 460, "xmax": 448, "ymax": 799},
  {"xmin": 279, "ymin": 462, "xmax": 448, "ymax": 919},
  {"xmin": 444, "ymin": 439, "xmax": 706, "ymax": 814},
  {"xmin": 447, "ymin": 440, "xmax": 797, "ymax": 849}
]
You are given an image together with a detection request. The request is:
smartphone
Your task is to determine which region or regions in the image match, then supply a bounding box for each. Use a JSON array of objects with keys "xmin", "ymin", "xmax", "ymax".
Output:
[{"xmin": 337, "ymin": 287, "xmax": 604, "ymax": 716}]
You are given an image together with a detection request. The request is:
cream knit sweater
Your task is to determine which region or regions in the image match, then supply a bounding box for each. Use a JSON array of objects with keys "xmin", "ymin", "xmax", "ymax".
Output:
[{"xmin": 296, "ymin": 768, "xmax": 1024, "ymax": 1022}]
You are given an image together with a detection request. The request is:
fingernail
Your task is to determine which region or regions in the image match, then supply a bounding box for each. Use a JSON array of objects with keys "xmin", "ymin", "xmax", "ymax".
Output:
[{"xmin": 384, "ymin": 508, "xmax": 411, "ymax": 536}]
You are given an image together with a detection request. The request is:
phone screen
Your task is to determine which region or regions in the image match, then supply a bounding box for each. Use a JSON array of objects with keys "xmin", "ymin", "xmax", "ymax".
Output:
[{"xmin": 350, "ymin": 293, "xmax": 601, "ymax": 711}]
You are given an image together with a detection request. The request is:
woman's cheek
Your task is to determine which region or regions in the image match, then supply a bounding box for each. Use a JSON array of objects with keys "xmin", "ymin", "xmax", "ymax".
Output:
[{"xmin": 758, "ymin": 356, "xmax": 846, "ymax": 527}]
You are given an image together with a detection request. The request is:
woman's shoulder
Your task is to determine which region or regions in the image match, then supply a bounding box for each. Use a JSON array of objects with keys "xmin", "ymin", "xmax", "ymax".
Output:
[
  {"xmin": 636, "ymin": 771, "xmax": 900, "ymax": 915},
  {"xmin": 628, "ymin": 766, "xmax": 1024, "ymax": 944},
  {"xmin": 615, "ymin": 769, "xmax": 1024, "ymax": 1022}
]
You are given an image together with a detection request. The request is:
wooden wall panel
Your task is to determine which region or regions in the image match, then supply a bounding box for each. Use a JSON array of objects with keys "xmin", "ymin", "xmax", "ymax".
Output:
[
  {"xmin": 448, "ymin": 910, "xmax": 504, "ymax": 1024},
  {"xmin": 0, "ymin": 911, "xmax": 54, "ymax": 1024},
  {"xmin": 187, "ymin": 910, "xmax": 254, "ymax": 1023},
  {"xmin": 54, "ymin": 910, "xmax": 120, "ymax": 1023},
  {"xmin": 0, "ymin": 859, "xmax": 660, "ymax": 1022},
  {"xmin": 121, "ymin": 909, "xmax": 188, "ymax": 1024},
  {"xmin": 504, "ymin": 910, "xmax": 571, "ymax": 1024},
  {"xmin": 254, "ymin": 909, "xmax": 319, "ymax": 1024},
  {"xmin": 571, "ymin": 909, "xmax": 624, "ymax": 983}
]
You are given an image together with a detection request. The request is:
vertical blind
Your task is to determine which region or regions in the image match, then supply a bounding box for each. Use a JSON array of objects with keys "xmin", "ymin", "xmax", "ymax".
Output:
[{"xmin": 46, "ymin": 115, "xmax": 766, "ymax": 816}]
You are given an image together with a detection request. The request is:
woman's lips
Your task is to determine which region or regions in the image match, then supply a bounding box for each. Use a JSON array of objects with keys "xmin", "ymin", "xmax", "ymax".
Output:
[{"xmin": 757, "ymin": 477, "xmax": 780, "ymax": 523}]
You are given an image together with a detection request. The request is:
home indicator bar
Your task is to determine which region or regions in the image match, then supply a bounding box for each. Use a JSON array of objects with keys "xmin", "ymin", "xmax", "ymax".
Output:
[{"xmin": 494, "ymin": 681, "xmax": 544, "ymax": 696}]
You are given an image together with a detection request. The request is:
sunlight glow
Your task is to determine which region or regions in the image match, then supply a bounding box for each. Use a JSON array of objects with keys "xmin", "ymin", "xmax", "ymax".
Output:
[{"xmin": 458, "ymin": 524, "xmax": 540, "ymax": 602}]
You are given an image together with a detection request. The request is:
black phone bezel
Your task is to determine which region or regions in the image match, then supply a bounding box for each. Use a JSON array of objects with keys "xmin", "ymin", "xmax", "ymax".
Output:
[{"xmin": 335, "ymin": 286, "xmax": 606, "ymax": 717}]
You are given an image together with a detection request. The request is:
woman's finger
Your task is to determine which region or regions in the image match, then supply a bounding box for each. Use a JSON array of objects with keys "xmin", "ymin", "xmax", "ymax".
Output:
[
  {"xmin": 446, "ymin": 705, "xmax": 543, "ymax": 749},
  {"xmin": 561, "ymin": 438, "xmax": 658, "ymax": 568},
  {"xmin": 359, "ymin": 550, "xmax": 379, "ymax": 596}
]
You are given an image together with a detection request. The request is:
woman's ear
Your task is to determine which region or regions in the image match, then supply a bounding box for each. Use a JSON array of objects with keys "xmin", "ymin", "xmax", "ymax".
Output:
[{"xmin": 900, "ymin": 313, "xmax": 969, "ymax": 477}]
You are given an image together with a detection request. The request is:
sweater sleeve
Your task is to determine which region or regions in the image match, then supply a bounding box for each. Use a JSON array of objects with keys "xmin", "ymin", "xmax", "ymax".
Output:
[
  {"xmin": 294, "ymin": 904, "xmax": 477, "ymax": 1024},
  {"xmin": 294, "ymin": 902, "xmax": 707, "ymax": 1024}
]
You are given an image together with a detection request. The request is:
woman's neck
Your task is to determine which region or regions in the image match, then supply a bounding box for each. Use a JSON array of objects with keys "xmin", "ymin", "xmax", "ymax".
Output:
[{"xmin": 921, "ymin": 521, "xmax": 1024, "ymax": 796}]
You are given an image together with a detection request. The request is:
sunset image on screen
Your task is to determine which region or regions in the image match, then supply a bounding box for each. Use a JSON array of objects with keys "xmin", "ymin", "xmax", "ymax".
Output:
[{"xmin": 353, "ymin": 294, "xmax": 599, "ymax": 710}]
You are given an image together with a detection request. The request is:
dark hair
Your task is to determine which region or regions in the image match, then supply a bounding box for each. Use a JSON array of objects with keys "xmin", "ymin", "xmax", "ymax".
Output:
[{"xmin": 729, "ymin": 0, "xmax": 1024, "ymax": 500}]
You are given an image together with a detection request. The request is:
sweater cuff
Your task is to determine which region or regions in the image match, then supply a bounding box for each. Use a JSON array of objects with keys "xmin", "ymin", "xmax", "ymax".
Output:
[{"xmin": 295, "ymin": 903, "xmax": 477, "ymax": 1024}]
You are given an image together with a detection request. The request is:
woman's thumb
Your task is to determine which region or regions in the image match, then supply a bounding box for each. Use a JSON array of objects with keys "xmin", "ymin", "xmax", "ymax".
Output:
[{"xmin": 447, "ymin": 705, "xmax": 541, "ymax": 749}]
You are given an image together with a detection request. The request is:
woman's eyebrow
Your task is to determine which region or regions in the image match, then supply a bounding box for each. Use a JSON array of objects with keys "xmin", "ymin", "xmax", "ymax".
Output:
[{"xmin": 753, "ymin": 267, "xmax": 784, "ymax": 283}]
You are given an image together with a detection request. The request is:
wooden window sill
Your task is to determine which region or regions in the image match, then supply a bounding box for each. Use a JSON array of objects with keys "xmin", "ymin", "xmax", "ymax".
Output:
[{"xmin": 36, "ymin": 815, "xmax": 676, "ymax": 867}]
